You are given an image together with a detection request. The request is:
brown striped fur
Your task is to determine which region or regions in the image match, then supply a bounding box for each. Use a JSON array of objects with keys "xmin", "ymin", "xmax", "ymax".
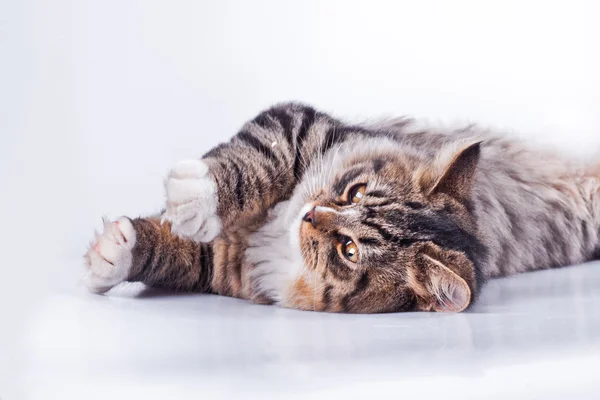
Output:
[{"xmin": 85, "ymin": 103, "xmax": 600, "ymax": 313}]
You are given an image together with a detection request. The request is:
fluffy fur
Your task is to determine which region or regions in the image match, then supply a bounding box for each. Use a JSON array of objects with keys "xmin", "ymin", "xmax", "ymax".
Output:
[{"xmin": 84, "ymin": 103, "xmax": 600, "ymax": 313}]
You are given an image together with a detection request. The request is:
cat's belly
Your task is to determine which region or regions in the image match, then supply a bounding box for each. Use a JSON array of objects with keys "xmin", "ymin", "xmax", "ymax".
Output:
[
  {"xmin": 206, "ymin": 198, "xmax": 304, "ymax": 306},
  {"xmin": 210, "ymin": 229, "xmax": 259, "ymax": 302},
  {"xmin": 209, "ymin": 231, "xmax": 297, "ymax": 306}
]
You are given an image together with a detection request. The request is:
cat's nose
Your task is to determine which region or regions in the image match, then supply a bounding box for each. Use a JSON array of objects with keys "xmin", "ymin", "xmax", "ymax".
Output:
[{"xmin": 303, "ymin": 207, "xmax": 317, "ymax": 228}]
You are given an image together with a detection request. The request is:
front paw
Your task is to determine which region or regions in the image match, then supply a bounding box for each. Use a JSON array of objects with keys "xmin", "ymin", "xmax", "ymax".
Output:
[
  {"xmin": 164, "ymin": 159, "xmax": 222, "ymax": 242},
  {"xmin": 83, "ymin": 217, "xmax": 136, "ymax": 293}
]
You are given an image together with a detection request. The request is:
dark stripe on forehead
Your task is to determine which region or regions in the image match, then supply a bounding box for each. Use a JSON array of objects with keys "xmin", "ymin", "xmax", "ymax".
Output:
[
  {"xmin": 363, "ymin": 219, "xmax": 396, "ymax": 243},
  {"xmin": 359, "ymin": 237, "xmax": 380, "ymax": 247},
  {"xmin": 389, "ymin": 210, "xmax": 487, "ymax": 268},
  {"xmin": 367, "ymin": 190, "xmax": 388, "ymax": 199},
  {"xmin": 333, "ymin": 166, "xmax": 366, "ymax": 195},
  {"xmin": 363, "ymin": 219, "xmax": 424, "ymax": 247},
  {"xmin": 236, "ymin": 131, "xmax": 279, "ymax": 166}
]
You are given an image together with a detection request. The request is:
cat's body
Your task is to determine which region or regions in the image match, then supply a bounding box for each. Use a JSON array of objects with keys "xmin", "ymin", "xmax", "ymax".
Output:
[{"xmin": 84, "ymin": 103, "xmax": 600, "ymax": 313}]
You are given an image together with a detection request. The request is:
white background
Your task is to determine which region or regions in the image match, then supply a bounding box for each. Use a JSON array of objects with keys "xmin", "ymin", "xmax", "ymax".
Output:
[{"xmin": 1, "ymin": 1, "xmax": 600, "ymax": 399}]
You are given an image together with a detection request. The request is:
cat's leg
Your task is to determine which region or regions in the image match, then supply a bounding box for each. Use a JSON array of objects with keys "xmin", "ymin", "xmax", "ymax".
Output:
[
  {"xmin": 164, "ymin": 102, "xmax": 357, "ymax": 242},
  {"xmin": 83, "ymin": 216, "xmax": 213, "ymax": 293}
]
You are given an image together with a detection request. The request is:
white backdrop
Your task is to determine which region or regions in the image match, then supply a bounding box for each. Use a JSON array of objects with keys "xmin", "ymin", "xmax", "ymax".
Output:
[{"xmin": 1, "ymin": 1, "xmax": 600, "ymax": 398}]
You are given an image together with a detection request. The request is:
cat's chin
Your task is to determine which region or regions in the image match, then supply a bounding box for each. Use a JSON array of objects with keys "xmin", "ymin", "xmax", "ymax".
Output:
[
  {"xmin": 288, "ymin": 203, "xmax": 314, "ymax": 260},
  {"xmin": 245, "ymin": 200, "xmax": 307, "ymax": 304}
]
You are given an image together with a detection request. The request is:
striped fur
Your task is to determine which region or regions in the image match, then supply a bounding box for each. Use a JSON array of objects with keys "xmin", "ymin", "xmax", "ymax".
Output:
[{"xmin": 84, "ymin": 103, "xmax": 600, "ymax": 313}]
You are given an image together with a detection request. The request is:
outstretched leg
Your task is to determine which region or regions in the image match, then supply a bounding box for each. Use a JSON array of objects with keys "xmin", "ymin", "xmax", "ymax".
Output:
[
  {"xmin": 163, "ymin": 103, "xmax": 357, "ymax": 242},
  {"xmin": 83, "ymin": 216, "xmax": 213, "ymax": 293}
]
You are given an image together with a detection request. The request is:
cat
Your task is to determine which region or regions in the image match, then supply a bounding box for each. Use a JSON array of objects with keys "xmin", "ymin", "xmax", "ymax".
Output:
[{"xmin": 83, "ymin": 102, "xmax": 600, "ymax": 313}]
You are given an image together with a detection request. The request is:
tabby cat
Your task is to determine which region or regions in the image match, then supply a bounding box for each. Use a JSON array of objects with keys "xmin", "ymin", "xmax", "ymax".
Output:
[{"xmin": 83, "ymin": 103, "xmax": 600, "ymax": 313}]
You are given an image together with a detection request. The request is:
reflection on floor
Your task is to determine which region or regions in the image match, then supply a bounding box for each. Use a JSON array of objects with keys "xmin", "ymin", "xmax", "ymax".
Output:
[{"xmin": 15, "ymin": 260, "xmax": 600, "ymax": 399}]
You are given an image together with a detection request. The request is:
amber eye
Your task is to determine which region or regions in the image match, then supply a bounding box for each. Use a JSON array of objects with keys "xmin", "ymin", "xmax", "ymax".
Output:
[
  {"xmin": 348, "ymin": 184, "xmax": 367, "ymax": 204},
  {"xmin": 341, "ymin": 239, "xmax": 359, "ymax": 263}
]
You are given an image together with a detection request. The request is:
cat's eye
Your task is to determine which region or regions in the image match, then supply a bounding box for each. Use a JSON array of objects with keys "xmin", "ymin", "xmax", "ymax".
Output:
[
  {"xmin": 340, "ymin": 239, "xmax": 359, "ymax": 263},
  {"xmin": 348, "ymin": 184, "xmax": 367, "ymax": 204}
]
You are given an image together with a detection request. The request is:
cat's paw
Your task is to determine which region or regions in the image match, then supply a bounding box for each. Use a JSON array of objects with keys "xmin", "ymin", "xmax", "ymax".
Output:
[
  {"xmin": 83, "ymin": 217, "xmax": 136, "ymax": 294},
  {"xmin": 163, "ymin": 159, "xmax": 222, "ymax": 242}
]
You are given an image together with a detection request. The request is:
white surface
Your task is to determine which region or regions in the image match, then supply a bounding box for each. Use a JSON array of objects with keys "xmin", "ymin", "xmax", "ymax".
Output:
[
  {"xmin": 12, "ymin": 260, "xmax": 600, "ymax": 399},
  {"xmin": 2, "ymin": 1, "xmax": 600, "ymax": 399}
]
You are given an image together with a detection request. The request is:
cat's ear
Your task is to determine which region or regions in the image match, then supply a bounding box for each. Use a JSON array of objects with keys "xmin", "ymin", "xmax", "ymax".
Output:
[
  {"xmin": 409, "ymin": 253, "xmax": 472, "ymax": 313},
  {"xmin": 417, "ymin": 141, "xmax": 482, "ymax": 203}
]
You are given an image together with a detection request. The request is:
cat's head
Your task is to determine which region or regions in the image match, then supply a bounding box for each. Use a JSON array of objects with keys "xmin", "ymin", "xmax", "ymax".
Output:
[{"xmin": 285, "ymin": 138, "xmax": 485, "ymax": 313}]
